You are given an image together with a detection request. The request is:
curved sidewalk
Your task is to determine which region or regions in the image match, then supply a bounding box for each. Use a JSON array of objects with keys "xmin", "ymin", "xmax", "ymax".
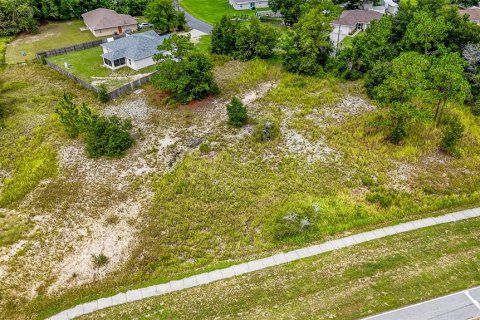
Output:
[{"xmin": 48, "ymin": 207, "xmax": 480, "ymax": 320}]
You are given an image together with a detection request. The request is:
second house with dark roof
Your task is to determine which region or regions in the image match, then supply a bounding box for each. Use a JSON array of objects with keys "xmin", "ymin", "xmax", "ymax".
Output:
[{"xmin": 101, "ymin": 31, "xmax": 171, "ymax": 70}]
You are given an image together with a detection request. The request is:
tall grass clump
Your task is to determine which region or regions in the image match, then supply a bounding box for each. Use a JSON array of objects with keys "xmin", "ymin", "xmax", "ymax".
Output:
[{"xmin": 0, "ymin": 145, "xmax": 57, "ymax": 207}]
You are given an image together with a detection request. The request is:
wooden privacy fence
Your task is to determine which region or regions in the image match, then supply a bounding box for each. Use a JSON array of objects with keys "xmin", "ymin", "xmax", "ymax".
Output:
[
  {"xmin": 45, "ymin": 59, "xmax": 158, "ymax": 100},
  {"xmin": 38, "ymin": 35, "xmax": 158, "ymax": 100},
  {"xmin": 45, "ymin": 60, "xmax": 99, "ymax": 93},
  {"xmin": 107, "ymin": 72, "xmax": 158, "ymax": 100},
  {"xmin": 35, "ymin": 35, "xmax": 125, "ymax": 60}
]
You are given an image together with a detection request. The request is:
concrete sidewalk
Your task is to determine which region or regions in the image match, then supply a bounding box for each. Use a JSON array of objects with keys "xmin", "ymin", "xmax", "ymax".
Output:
[
  {"xmin": 48, "ymin": 207, "xmax": 480, "ymax": 320},
  {"xmin": 363, "ymin": 287, "xmax": 480, "ymax": 320}
]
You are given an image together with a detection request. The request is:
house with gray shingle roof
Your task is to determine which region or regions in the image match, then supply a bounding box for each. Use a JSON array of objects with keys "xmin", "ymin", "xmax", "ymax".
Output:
[
  {"xmin": 82, "ymin": 8, "xmax": 138, "ymax": 37},
  {"xmin": 100, "ymin": 31, "xmax": 171, "ymax": 70}
]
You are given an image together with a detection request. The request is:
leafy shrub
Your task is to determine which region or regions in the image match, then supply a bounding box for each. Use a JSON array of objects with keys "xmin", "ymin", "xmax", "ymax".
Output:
[
  {"xmin": 440, "ymin": 115, "xmax": 465, "ymax": 157},
  {"xmin": 154, "ymin": 52, "xmax": 218, "ymax": 103},
  {"xmin": 56, "ymin": 94, "xmax": 93, "ymax": 138},
  {"xmin": 199, "ymin": 143, "xmax": 210, "ymax": 154},
  {"xmin": 253, "ymin": 119, "xmax": 280, "ymax": 142},
  {"xmin": 364, "ymin": 61, "xmax": 392, "ymax": 98},
  {"xmin": 388, "ymin": 120, "xmax": 408, "ymax": 145},
  {"xmin": 472, "ymin": 100, "xmax": 480, "ymax": 116},
  {"xmin": 361, "ymin": 176, "xmax": 377, "ymax": 188},
  {"xmin": 226, "ymin": 97, "xmax": 248, "ymax": 127},
  {"xmin": 56, "ymin": 94, "xmax": 134, "ymax": 158},
  {"xmin": 84, "ymin": 115, "xmax": 134, "ymax": 158},
  {"xmin": 269, "ymin": 202, "xmax": 320, "ymax": 242},
  {"xmin": 366, "ymin": 188, "xmax": 395, "ymax": 208},
  {"xmin": 97, "ymin": 84, "xmax": 109, "ymax": 103}
]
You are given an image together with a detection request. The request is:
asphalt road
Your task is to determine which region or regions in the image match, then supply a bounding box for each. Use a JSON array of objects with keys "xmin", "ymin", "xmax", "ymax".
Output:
[
  {"xmin": 363, "ymin": 287, "xmax": 480, "ymax": 320},
  {"xmin": 176, "ymin": 2, "xmax": 213, "ymax": 34}
]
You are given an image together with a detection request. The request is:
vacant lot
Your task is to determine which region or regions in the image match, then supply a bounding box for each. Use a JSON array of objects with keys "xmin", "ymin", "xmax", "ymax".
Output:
[
  {"xmin": 5, "ymin": 20, "xmax": 98, "ymax": 64},
  {"xmin": 2, "ymin": 21, "xmax": 480, "ymax": 319},
  {"xmin": 81, "ymin": 217, "xmax": 480, "ymax": 320},
  {"xmin": 48, "ymin": 47, "xmax": 157, "ymax": 90},
  {"xmin": 1, "ymin": 57, "xmax": 480, "ymax": 320}
]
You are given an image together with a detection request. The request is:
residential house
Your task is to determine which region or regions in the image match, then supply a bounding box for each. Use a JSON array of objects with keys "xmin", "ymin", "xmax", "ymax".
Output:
[
  {"xmin": 362, "ymin": 0, "xmax": 399, "ymax": 15},
  {"xmin": 82, "ymin": 8, "xmax": 138, "ymax": 37},
  {"xmin": 459, "ymin": 7, "xmax": 480, "ymax": 24},
  {"xmin": 331, "ymin": 10, "xmax": 383, "ymax": 44},
  {"xmin": 229, "ymin": 0, "xmax": 269, "ymax": 10},
  {"xmin": 101, "ymin": 31, "xmax": 171, "ymax": 70}
]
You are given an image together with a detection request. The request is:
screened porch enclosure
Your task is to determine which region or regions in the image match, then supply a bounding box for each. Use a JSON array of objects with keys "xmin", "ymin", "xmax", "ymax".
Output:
[{"xmin": 103, "ymin": 57, "xmax": 126, "ymax": 69}]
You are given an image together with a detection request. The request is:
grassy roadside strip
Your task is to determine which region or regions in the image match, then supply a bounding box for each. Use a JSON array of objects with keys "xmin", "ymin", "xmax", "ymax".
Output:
[{"xmin": 80, "ymin": 216, "xmax": 480, "ymax": 320}]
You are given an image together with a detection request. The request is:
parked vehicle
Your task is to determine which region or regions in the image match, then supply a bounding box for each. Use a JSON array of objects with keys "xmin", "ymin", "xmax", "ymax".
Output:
[{"xmin": 138, "ymin": 22, "xmax": 154, "ymax": 29}]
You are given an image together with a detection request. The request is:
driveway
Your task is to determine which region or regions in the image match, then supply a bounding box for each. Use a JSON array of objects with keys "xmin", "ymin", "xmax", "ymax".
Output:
[
  {"xmin": 363, "ymin": 287, "xmax": 480, "ymax": 320},
  {"xmin": 175, "ymin": 1, "xmax": 213, "ymax": 34}
]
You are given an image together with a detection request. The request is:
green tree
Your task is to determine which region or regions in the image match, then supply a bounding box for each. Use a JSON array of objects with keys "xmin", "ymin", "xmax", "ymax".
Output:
[
  {"xmin": 375, "ymin": 52, "xmax": 431, "ymax": 143},
  {"xmin": 56, "ymin": 94, "xmax": 134, "ymax": 158},
  {"xmin": 211, "ymin": 16, "xmax": 238, "ymax": 55},
  {"xmin": 145, "ymin": 0, "xmax": 186, "ymax": 32},
  {"xmin": 269, "ymin": 0, "xmax": 303, "ymax": 25},
  {"xmin": 234, "ymin": 18, "xmax": 279, "ymax": 60},
  {"xmin": 0, "ymin": 0, "xmax": 37, "ymax": 36},
  {"xmin": 429, "ymin": 51, "xmax": 470, "ymax": 125},
  {"xmin": 156, "ymin": 34, "xmax": 194, "ymax": 60},
  {"xmin": 56, "ymin": 93, "xmax": 94, "ymax": 138},
  {"xmin": 154, "ymin": 37, "xmax": 218, "ymax": 103},
  {"xmin": 403, "ymin": 10, "xmax": 452, "ymax": 55},
  {"xmin": 282, "ymin": 7, "xmax": 334, "ymax": 75},
  {"xmin": 375, "ymin": 52, "xmax": 430, "ymax": 103},
  {"xmin": 333, "ymin": 16, "xmax": 395, "ymax": 79},
  {"xmin": 226, "ymin": 97, "xmax": 248, "ymax": 127}
]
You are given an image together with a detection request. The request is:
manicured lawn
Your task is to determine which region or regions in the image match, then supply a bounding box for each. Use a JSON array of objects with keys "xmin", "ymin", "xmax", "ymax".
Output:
[
  {"xmin": 48, "ymin": 47, "xmax": 157, "ymax": 91},
  {"xmin": 81, "ymin": 217, "xmax": 480, "ymax": 319},
  {"xmin": 180, "ymin": 0, "xmax": 267, "ymax": 25},
  {"xmin": 5, "ymin": 20, "xmax": 99, "ymax": 64}
]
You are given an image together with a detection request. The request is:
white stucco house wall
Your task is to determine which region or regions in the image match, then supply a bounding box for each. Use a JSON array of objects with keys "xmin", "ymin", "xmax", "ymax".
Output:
[
  {"xmin": 100, "ymin": 31, "xmax": 171, "ymax": 70},
  {"xmin": 229, "ymin": 0, "xmax": 269, "ymax": 10}
]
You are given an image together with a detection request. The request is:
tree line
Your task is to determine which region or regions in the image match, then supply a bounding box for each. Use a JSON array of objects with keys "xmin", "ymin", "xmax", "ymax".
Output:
[
  {"xmin": 0, "ymin": 0, "xmax": 150, "ymax": 36},
  {"xmin": 207, "ymin": 0, "xmax": 480, "ymax": 155}
]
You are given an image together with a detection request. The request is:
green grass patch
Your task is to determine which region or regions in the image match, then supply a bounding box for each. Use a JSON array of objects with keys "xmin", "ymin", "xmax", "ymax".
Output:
[
  {"xmin": 0, "ymin": 36, "xmax": 13, "ymax": 67},
  {"xmin": 79, "ymin": 217, "xmax": 480, "ymax": 320},
  {"xmin": 48, "ymin": 47, "xmax": 157, "ymax": 91},
  {"xmin": 195, "ymin": 35, "xmax": 211, "ymax": 53},
  {"xmin": 0, "ymin": 144, "xmax": 57, "ymax": 208},
  {"xmin": 6, "ymin": 20, "xmax": 99, "ymax": 64},
  {"xmin": 179, "ymin": 0, "xmax": 267, "ymax": 25}
]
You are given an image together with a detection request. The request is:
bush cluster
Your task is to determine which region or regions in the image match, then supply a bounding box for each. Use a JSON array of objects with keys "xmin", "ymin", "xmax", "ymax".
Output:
[
  {"xmin": 226, "ymin": 97, "xmax": 248, "ymax": 127},
  {"xmin": 253, "ymin": 119, "xmax": 280, "ymax": 142},
  {"xmin": 269, "ymin": 202, "xmax": 320, "ymax": 242},
  {"xmin": 211, "ymin": 16, "xmax": 279, "ymax": 60},
  {"xmin": 440, "ymin": 114, "xmax": 465, "ymax": 157},
  {"xmin": 56, "ymin": 94, "xmax": 133, "ymax": 158}
]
